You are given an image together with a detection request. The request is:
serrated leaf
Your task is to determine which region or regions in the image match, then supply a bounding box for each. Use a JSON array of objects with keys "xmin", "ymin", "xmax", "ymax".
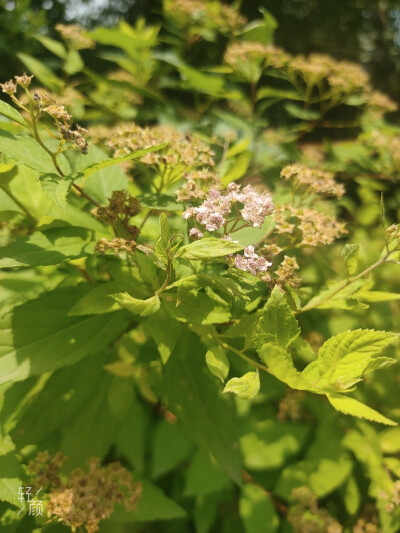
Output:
[
  {"xmin": 258, "ymin": 343, "xmax": 310, "ymax": 390},
  {"xmin": 0, "ymin": 286, "xmax": 129, "ymax": 384},
  {"xmin": 164, "ymin": 332, "xmax": 242, "ymax": 484},
  {"xmin": 302, "ymin": 278, "xmax": 370, "ymax": 311},
  {"xmin": 0, "ymin": 227, "xmax": 96, "ymax": 268},
  {"xmin": 38, "ymin": 173, "xmax": 74, "ymax": 208},
  {"xmin": 342, "ymin": 243, "xmax": 360, "ymax": 275},
  {"xmin": 0, "ymin": 130, "xmax": 70, "ymax": 174},
  {"xmin": 82, "ymin": 143, "xmax": 169, "ymax": 179},
  {"xmin": 308, "ymin": 329, "xmax": 397, "ymax": 391},
  {"xmin": 155, "ymin": 213, "xmax": 171, "ymax": 268},
  {"xmin": 177, "ymin": 238, "xmax": 243, "ymax": 260},
  {"xmin": 111, "ymin": 292, "xmax": 161, "ymax": 316},
  {"xmin": 0, "ymin": 435, "xmax": 23, "ymax": 508},
  {"xmin": 257, "ymin": 286, "xmax": 300, "ymax": 350},
  {"xmin": 223, "ymin": 371, "xmax": 260, "ymax": 399},
  {"xmin": 205, "ymin": 346, "xmax": 230, "ymax": 382},
  {"xmin": 327, "ymin": 393, "xmax": 396, "ymax": 426},
  {"xmin": 0, "ymin": 100, "xmax": 28, "ymax": 127}
]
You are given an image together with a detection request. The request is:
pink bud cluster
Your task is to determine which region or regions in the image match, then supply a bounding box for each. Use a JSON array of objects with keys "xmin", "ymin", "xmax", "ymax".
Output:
[
  {"xmin": 234, "ymin": 245, "xmax": 272, "ymax": 276},
  {"xmin": 183, "ymin": 182, "xmax": 274, "ymax": 233}
]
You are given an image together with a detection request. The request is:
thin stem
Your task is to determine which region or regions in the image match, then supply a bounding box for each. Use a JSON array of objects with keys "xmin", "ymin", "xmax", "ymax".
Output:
[
  {"xmin": 299, "ymin": 251, "xmax": 393, "ymax": 314},
  {"xmin": 138, "ymin": 209, "xmax": 154, "ymax": 232},
  {"xmin": 0, "ymin": 185, "xmax": 37, "ymax": 223},
  {"xmin": 25, "ymin": 94, "xmax": 101, "ymax": 207},
  {"xmin": 211, "ymin": 331, "xmax": 270, "ymax": 373}
]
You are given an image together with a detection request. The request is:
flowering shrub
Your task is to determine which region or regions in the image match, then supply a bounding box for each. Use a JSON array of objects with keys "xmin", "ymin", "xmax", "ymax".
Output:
[{"xmin": 0, "ymin": 3, "xmax": 400, "ymax": 533}]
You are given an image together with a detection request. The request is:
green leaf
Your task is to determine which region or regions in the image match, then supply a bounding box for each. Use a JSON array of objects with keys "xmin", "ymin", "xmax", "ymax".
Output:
[
  {"xmin": 82, "ymin": 143, "xmax": 169, "ymax": 179},
  {"xmin": 239, "ymin": 9, "xmax": 277, "ymax": 45},
  {"xmin": 138, "ymin": 192, "xmax": 182, "ymax": 211},
  {"xmin": 155, "ymin": 213, "xmax": 171, "ymax": 268},
  {"xmin": 0, "ymin": 286, "xmax": 129, "ymax": 384},
  {"xmin": 257, "ymin": 286, "xmax": 300, "ymax": 350},
  {"xmin": 0, "ymin": 435, "xmax": 23, "ymax": 508},
  {"xmin": 327, "ymin": 393, "xmax": 396, "ymax": 426},
  {"xmin": 69, "ymin": 282, "xmax": 134, "ymax": 316},
  {"xmin": 223, "ymin": 371, "xmax": 260, "ymax": 399},
  {"xmin": 302, "ymin": 278, "xmax": 370, "ymax": 311},
  {"xmin": 240, "ymin": 484, "xmax": 278, "ymax": 533},
  {"xmin": 379, "ymin": 427, "xmax": 400, "ymax": 454},
  {"xmin": 220, "ymin": 152, "xmax": 251, "ymax": 185},
  {"xmin": 342, "ymin": 243, "xmax": 360, "ymax": 275},
  {"xmin": 205, "ymin": 346, "xmax": 230, "ymax": 383},
  {"xmin": 111, "ymin": 292, "xmax": 161, "ymax": 316},
  {"xmin": 16, "ymin": 53, "xmax": 64, "ymax": 91},
  {"xmin": 0, "ymin": 100, "xmax": 28, "ymax": 127},
  {"xmin": 38, "ymin": 173, "xmax": 74, "ymax": 208},
  {"xmin": 284, "ymin": 102, "xmax": 320, "ymax": 120},
  {"xmin": 151, "ymin": 420, "xmax": 192, "ymax": 479},
  {"xmin": 177, "ymin": 238, "xmax": 243, "ymax": 260},
  {"xmin": 65, "ymin": 144, "xmax": 128, "ymax": 206},
  {"xmin": 164, "ymin": 333, "xmax": 242, "ymax": 484},
  {"xmin": 0, "ymin": 130, "xmax": 70, "ymax": 174},
  {"xmin": 64, "ymin": 48, "xmax": 84, "ymax": 75},
  {"xmin": 258, "ymin": 343, "xmax": 310, "ymax": 390},
  {"xmin": 240, "ymin": 420, "xmax": 309, "ymax": 470},
  {"xmin": 184, "ymin": 450, "xmax": 229, "ymax": 496},
  {"xmin": 0, "ymin": 227, "xmax": 95, "ymax": 268},
  {"xmin": 256, "ymin": 86, "xmax": 302, "ymax": 101},
  {"xmin": 111, "ymin": 475, "xmax": 186, "ymax": 522},
  {"xmin": 304, "ymin": 329, "xmax": 397, "ymax": 391},
  {"xmin": 60, "ymin": 371, "xmax": 120, "ymax": 469},
  {"xmin": 34, "ymin": 34, "xmax": 67, "ymax": 58},
  {"xmin": 142, "ymin": 306, "xmax": 182, "ymax": 364}
]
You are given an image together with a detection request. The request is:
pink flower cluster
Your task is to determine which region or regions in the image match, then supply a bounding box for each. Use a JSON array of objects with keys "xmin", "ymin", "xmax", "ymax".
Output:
[
  {"xmin": 234, "ymin": 245, "xmax": 272, "ymax": 276},
  {"xmin": 183, "ymin": 182, "xmax": 274, "ymax": 232}
]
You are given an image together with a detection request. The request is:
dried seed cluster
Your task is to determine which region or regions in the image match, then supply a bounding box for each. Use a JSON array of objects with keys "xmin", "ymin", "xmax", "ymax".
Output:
[
  {"xmin": 55, "ymin": 23, "xmax": 95, "ymax": 49},
  {"xmin": 27, "ymin": 453, "xmax": 142, "ymax": 533},
  {"xmin": 93, "ymin": 190, "xmax": 141, "ymax": 239},
  {"xmin": 281, "ymin": 164, "xmax": 345, "ymax": 197}
]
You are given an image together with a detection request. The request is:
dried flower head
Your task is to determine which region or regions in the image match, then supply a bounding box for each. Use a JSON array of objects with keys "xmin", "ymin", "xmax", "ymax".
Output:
[
  {"xmin": 15, "ymin": 73, "xmax": 34, "ymax": 88},
  {"xmin": 56, "ymin": 23, "xmax": 95, "ymax": 50},
  {"xmin": 276, "ymin": 255, "xmax": 301, "ymax": 288},
  {"xmin": 46, "ymin": 458, "xmax": 142, "ymax": 533},
  {"xmin": 0, "ymin": 79, "xmax": 17, "ymax": 95},
  {"xmin": 281, "ymin": 164, "xmax": 345, "ymax": 197},
  {"xmin": 288, "ymin": 487, "xmax": 343, "ymax": 533},
  {"xmin": 367, "ymin": 91, "xmax": 398, "ymax": 115},
  {"xmin": 95, "ymin": 237, "xmax": 137, "ymax": 254},
  {"xmin": 107, "ymin": 124, "xmax": 215, "ymax": 170},
  {"xmin": 177, "ymin": 168, "xmax": 219, "ymax": 201},
  {"xmin": 275, "ymin": 205, "xmax": 347, "ymax": 246},
  {"xmin": 44, "ymin": 104, "xmax": 72, "ymax": 123}
]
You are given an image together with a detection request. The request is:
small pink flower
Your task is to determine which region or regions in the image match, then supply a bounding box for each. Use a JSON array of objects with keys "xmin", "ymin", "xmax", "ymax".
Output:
[
  {"xmin": 189, "ymin": 228, "xmax": 204, "ymax": 239},
  {"xmin": 234, "ymin": 245, "xmax": 272, "ymax": 276}
]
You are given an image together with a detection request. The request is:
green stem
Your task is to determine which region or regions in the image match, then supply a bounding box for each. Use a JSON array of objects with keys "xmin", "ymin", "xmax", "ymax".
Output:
[
  {"xmin": 25, "ymin": 95, "xmax": 101, "ymax": 207},
  {"xmin": 299, "ymin": 250, "xmax": 393, "ymax": 314},
  {"xmin": 0, "ymin": 184, "xmax": 37, "ymax": 223},
  {"xmin": 211, "ymin": 331, "xmax": 270, "ymax": 373}
]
